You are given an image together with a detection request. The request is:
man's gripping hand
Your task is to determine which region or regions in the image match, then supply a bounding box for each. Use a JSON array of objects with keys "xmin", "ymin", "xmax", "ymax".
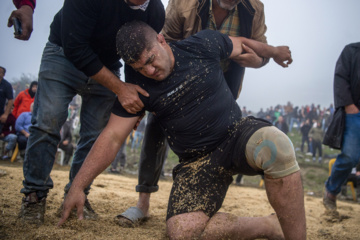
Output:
[
  {"xmin": 235, "ymin": 44, "xmax": 264, "ymax": 68},
  {"xmin": 118, "ymin": 83, "xmax": 149, "ymax": 114},
  {"xmin": 273, "ymin": 46, "xmax": 293, "ymax": 67},
  {"xmin": 57, "ymin": 188, "xmax": 85, "ymax": 226}
]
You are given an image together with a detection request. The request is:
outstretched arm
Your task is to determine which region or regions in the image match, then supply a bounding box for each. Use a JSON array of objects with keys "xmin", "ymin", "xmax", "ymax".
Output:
[
  {"xmin": 58, "ymin": 113, "xmax": 139, "ymax": 226},
  {"xmin": 229, "ymin": 36, "xmax": 293, "ymax": 68}
]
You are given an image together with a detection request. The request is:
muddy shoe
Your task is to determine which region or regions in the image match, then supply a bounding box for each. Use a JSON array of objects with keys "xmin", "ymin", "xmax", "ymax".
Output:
[
  {"xmin": 19, "ymin": 192, "xmax": 46, "ymax": 225},
  {"xmin": 323, "ymin": 189, "xmax": 337, "ymax": 211},
  {"xmin": 83, "ymin": 198, "xmax": 98, "ymax": 220},
  {"xmin": 57, "ymin": 197, "xmax": 98, "ymax": 220}
]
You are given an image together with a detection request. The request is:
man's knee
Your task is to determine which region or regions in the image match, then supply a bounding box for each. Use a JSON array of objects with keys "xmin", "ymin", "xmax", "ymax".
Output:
[
  {"xmin": 166, "ymin": 212, "xmax": 209, "ymax": 240},
  {"xmin": 246, "ymin": 126, "xmax": 299, "ymax": 179},
  {"xmin": 337, "ymin": 152, "xmax": 359, "ymax": 169}
]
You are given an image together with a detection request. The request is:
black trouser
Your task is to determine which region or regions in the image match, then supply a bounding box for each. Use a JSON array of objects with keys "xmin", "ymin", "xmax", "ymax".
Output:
[
  {"xmin": 300, "ymin": 135, "xmax": 310, "ymax": 152},
  {"xmin": 312, "ymin": 140, "xmax": 322, "ymax": 158},
  {"xmin": 17, "ymin": 134, "xmax": 28, "ymax": 150},
  {"xmin": 136, "ymin": 113, "xmax": 170, "ymax": 193}
]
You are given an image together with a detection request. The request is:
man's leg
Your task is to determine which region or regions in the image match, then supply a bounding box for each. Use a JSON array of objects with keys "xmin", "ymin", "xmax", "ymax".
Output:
[
  {"xmin": 324, "ymin": 113, "xmax": 360, "ymax": 208},
  {"xmin": 265, "ymin": 171, "xmax": 306, "ymax": 240},
  {"xmin": 17, "ymin": 134, "xmax": 28, "ymax": 151},
  {"xmin": 134, "ymin": 113, "xmax": 168, "ymax": 216},
  {"xmin": 244, "ymin": 126, "xmax": 306, "ymax": 239},
  {"xmin": 20, "ymin": 41, "xmax": 79, "ymax": 224},
  {"xmin": 165, "ymin": 143, "xmax": 285, "ymax": 240},
  {"xmin": 167, "ymin": 211, "xmax": 284, "ymax": 240},
  {"xmin": 3, "ymin": 133, "xmax": 17, "ymax": 154}
]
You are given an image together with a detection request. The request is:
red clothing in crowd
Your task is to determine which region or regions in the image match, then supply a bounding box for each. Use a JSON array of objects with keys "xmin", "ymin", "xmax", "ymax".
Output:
[
  {"xmin": 12, "ymin": 89, "xmax": 35, "ymax": 118},
  {"xmin": 13, "ymin": 0, "xmax": 36, "ymax": 11}
]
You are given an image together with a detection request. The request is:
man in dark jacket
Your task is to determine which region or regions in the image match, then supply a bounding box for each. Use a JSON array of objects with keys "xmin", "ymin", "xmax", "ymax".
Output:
[
  {"xmin": 323, "ymin": 42, "xmax": 360, "ymax": 211},
  {"xmin": 19, "ymin": 0, "xmax": 165, "ymax": 225}
]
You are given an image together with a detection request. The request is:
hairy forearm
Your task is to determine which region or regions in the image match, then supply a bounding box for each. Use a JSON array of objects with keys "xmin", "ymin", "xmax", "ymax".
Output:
[
  {"xmin": 91, "ymin": 66, "xmax": 124, "ymax": 95},
  {"xmin": 230, "ymin": 36, "xmax": 292, "ymax": 68},
  {"xmin": 71, "ymin": 130, "xmax": 123, "ymax": 191},
  {"xmin": 239, "ymin": 37, "xmax": 276, "ymax": 58},
  {"xmin": 71, "ymin": 115, "xmax": 138, "ymax": 191}
]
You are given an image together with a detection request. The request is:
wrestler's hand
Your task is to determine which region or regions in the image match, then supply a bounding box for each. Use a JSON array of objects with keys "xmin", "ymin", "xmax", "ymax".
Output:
[
  {"xmin": 118, "ymin": 83, "xmax": 148, "ymax": 114},
  {"xmin": 57, "ymin": 187, "xmax": 85, "ymax": 226},
  {"xmin": 235, "ymin": 44, "xmax": 263, "ymax": 68},
  {"xmin": 7, "ymin": 5, "xmax": 33, "ymax": 40},
  {"xmin": 273, "ymin": 46, "xmax": 293, "ymax": 68}
]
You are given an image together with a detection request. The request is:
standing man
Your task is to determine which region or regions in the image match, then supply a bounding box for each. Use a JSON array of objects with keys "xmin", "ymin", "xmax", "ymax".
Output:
[
  {"xmin": 323, "ymin": 42, "xmax": 360, "ymax": 210},
  {"xmin": 121, "ymin": 0, "xmax": 292, "ymax": 226},
  {"xmin": 0, "ymin": 67, "xmax": 14, "ymax": 132},
  {"xmin": 8, "ymin": 0, "xmax": 36, "ymax": 40},
  {"xmin": 59, "ymin": 21, "xmax": 304, "ymax": 239},
  {"xmin": 19, "ymin": 0, "xmax": 165, "ymax": 225}
]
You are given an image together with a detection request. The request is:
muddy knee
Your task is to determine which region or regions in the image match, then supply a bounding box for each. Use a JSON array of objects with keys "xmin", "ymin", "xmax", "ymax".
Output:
[{"xmin": 245, "ymin": 126, "xmax": 300, "ymax": 178}]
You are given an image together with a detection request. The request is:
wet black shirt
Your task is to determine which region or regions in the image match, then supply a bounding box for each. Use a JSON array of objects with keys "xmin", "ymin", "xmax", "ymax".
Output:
[
  {"xmin": 48, "ymin": 0, "xmax": 165, "ymax": 77},
  {"xmin": 112, "ymin": 30, "xmax": 242, "ymax": 160}
]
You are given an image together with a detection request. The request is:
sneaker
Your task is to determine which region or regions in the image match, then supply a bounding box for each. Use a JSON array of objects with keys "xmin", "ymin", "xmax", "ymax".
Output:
[
  {"xmin": 19, "ymin": 192, "xmax": 46, "ymax": 225},
  {"xmin": 323, "ymin": 189, "xmax": 337, "ymax": 210},
  {"xmin": 57, "ymin": 197, "xmax": 98, "ymax": 220}
]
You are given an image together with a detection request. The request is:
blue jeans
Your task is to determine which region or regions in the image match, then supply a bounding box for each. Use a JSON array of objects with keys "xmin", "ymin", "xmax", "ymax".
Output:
[
  {"xmin": 1, "ymin": 133, "xmax": 17, "ymax": 152},
  {"xmin": 325, "ymin": 112, "xmax": 360, "ymax": 195},
  {"xmin": 289, "ymin": 117, "xmax": 300, "ymax": 132},
  {"xmin": 21, "ymin": 42, "xmax": 116, "ymax": 198}
]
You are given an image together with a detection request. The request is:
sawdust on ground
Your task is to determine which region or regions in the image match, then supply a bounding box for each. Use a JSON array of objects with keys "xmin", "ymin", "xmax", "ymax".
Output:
[{"xmin": 0, "ymin": 162, "xmax": 359, "ymax": 240}]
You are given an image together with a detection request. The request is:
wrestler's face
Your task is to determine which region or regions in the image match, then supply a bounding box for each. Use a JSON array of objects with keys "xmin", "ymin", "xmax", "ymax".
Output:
[
  {"xmin": 130, "ymin": 34, "xmax": 174, "ymax": 81},
  {"xmin": 124, "ymin": 0, "xmax": 147, "ymax": 6},
  {"xmin": 216, "ymin": 0, "xmax": 241, "ymax": 10}
]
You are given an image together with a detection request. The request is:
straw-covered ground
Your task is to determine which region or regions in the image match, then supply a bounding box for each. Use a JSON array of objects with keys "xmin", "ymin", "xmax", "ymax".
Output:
[{"xmin": 0, "ymin": 161, "xmax": 359, "ymax": 240}]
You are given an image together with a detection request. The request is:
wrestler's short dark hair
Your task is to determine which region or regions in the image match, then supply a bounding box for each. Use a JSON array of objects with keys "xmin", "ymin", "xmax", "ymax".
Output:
[
  {"xmin": 116, "ymin": 21, "xmax": 157, "ymax": 64},
  {"xmin": 0, "ymin": 66, "xmax": 6, "ymax": 74}
]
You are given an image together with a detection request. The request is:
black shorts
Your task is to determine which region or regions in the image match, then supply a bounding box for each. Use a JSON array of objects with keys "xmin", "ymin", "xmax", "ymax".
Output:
[{"xmin": 166, "ymin": 117, "xmax": 272, "ymax": 220}]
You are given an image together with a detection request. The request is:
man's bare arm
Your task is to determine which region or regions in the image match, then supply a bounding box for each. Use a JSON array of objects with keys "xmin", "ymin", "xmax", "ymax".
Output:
[
  {"xmin": 91, "ymin": 67, "xmax": 149, "ymax": 114},
  {"xmin": 58, "ymin": 113, "xmax": 139, "ymax": 225},
  {"xmin": 229, "ymin": 36, "xmax": 292, "ymax": 68}
]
